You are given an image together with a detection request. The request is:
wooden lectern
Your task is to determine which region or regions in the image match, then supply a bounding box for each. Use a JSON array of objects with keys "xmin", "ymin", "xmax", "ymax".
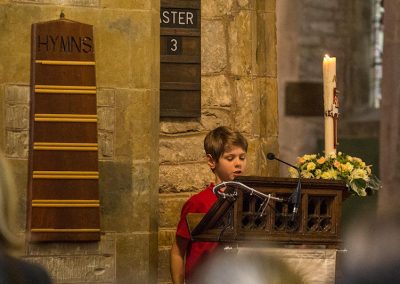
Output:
[
  {"xmin": 188, "ymin": 176, "xmax": 348, "ymax": 248},
  {"xmin": 187, "ymin": 176, "xmax": 348, "ymax": 283}
]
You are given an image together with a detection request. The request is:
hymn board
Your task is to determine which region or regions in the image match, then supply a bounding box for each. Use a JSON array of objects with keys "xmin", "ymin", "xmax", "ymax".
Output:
[
  {"xmin": 160, "ymin": 0, "xmax": 201, "ymax": 117},
  {"xmin": 28, "ymin": 17, "xmax": 100, "ymax": 241}
]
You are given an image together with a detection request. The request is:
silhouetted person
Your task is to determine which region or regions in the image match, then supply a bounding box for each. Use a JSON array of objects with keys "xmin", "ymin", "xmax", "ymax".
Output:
[
  {"xmin": 339, "ymin": 210, "xmax": 400, "ymax": 283},
  {"xmin": 0, "ymin": 152, "xmax": 52, "ymax": 284}
]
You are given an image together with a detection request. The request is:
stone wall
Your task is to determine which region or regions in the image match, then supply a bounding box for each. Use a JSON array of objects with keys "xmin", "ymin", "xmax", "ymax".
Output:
[
  {"xmin": 0, "ymin": 1, "xmax": 159, "ymax": 283},
  {"xmin": 0, "ymin": 0, "xmax": 279, "ymax": 283},
  {"xmin": 157, "ymin": 0, "xmax": 279, "ymax": 282}
]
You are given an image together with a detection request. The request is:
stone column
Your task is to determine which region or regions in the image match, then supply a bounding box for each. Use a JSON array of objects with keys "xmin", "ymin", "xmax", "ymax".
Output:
[{"xmin": 379, "ymin": 0, "xmax": 400, "ymax": 212}]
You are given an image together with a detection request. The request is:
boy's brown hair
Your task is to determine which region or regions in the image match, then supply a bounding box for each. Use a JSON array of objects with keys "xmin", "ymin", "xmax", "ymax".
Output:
[{"xmin": 204, "ymin": 126, "xmax": 248, "ymax": 161}]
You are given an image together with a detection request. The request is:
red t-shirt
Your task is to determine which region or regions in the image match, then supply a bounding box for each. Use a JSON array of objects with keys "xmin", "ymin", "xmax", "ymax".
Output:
[{"xmin": 176, "ymin": 183, "xmax": 219, "ymax": 281}]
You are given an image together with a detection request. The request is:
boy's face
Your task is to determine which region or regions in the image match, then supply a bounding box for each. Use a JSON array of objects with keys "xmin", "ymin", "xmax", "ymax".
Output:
[{"xmin": 208, "ymin": 145, "xmax": 247, "ymax": 183}]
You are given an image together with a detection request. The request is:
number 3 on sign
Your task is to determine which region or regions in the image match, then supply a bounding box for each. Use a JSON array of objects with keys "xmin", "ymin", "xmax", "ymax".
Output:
[
  {"xmin": 166, "ymin": 36, "xmax": 182, "ymax": 55},
  {"xmin": 170, "ymin": 38, "xmax": 178, "ymax": 51}
]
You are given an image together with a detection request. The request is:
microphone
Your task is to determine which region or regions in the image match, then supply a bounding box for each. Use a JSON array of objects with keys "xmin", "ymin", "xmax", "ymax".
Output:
[
  {"xmin": 267, "ymin": 153, "xmax": 298, "ymax": 172},
  {"xmin": 267, "ymin": 152, "xmax": 302, "ymax": 220}
]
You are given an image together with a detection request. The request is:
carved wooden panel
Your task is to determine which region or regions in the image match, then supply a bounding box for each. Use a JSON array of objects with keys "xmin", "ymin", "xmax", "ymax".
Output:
[
  {"xmin": 28, "ymin": 18, "xmax": 100, "ymax": 241},
  {"xmin": 190, "ymin": 177, "xmax": 348, "ymax": 248},
  {"xmin": 160, "ymin": 0, "xmax": 201, "ymax": 117}
]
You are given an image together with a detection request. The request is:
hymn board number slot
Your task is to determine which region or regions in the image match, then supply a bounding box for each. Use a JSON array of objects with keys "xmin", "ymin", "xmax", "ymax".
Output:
[
  {"xmin": 160, "ymin": 0, "xmax": 201, "ymax": 118},
  {"xmin": 166, "ymin": 36, "xmax": 182, "ymax": 55}
]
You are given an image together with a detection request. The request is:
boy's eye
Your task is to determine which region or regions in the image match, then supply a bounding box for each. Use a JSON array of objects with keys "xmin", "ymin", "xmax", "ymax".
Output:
[{"xmin": 224, "ymin": 154, "xmax": 246, "ymax": 161}]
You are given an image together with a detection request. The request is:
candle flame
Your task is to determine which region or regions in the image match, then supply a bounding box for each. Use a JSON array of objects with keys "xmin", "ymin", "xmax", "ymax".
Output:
[{"xmin": 324, "ymin": 54, "xmax": 330, "ymax": 59}]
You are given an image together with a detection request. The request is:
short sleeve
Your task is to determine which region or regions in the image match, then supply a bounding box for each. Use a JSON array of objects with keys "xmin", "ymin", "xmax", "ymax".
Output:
[
  {"xmin": 176, "ymin": 198, "xmax": 196, "ymax": 240},
  {"xmin": 175, "ymin": 184, "xmax": 216, "ymax": 240}
]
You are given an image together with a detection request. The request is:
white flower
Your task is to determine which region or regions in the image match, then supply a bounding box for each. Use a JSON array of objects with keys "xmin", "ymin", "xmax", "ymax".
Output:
[
  {"xmin": 350, "ymin": 168, "xmax": 369, "ymax": 181},
  {"xmin": 303, "ymin": 154, "xmax": 316, "ymax": 161},
  {"xmin": 326, "ymin": 152, "xmax": 337, "ymax": 159},
  {"xmin": 301, "ymin": 171, "xmax": 314, "ymax": 178},
  {"xmin": 350, "ymin": 182, "xmax": 367, "ymax": 197}
]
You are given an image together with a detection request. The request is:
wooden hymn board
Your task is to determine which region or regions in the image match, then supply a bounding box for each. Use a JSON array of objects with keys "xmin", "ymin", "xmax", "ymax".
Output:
[
  {"xmin": 28, "ymin": 18, "xmax": 100, "ymax": 241},
  {"xmin": 160, "ymin": 0, "xmax": 201, "ymax": 117}
]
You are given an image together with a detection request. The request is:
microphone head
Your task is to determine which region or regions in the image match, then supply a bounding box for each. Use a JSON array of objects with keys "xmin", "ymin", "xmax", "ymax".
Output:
[{"xmin": 267, "ymin": 152, "xmax": 276, "ymax": 160}]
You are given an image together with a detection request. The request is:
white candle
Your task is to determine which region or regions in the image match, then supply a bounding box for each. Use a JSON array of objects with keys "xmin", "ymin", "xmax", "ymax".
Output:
[{"xmin": 323, "ymin": 55, "xmax": 337, "ymax": 156}]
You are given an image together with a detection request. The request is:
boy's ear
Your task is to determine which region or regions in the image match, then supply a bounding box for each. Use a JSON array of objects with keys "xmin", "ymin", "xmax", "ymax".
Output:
[{"xmin": 206, "ymin": 154, "xmax": 217, "ymax": 170}]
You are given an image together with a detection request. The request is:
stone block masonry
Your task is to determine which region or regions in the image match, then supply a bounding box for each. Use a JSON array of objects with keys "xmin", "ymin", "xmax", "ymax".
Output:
[
  {"xmin": 158, "ymin": 0, "xmax": 279, "ymax": 282},
  {"xmin": 0, "ymin": 0, "xmax": 279, "ymax": 283},
  {"xmin": 1, "ymin": 1, "xmax": 160, "ymax": 283}
]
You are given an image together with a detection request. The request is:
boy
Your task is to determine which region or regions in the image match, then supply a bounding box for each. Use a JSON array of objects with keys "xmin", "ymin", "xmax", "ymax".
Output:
[{"xmin": 170, "ymin": 126, "xmax": 248, "ymax": 283}]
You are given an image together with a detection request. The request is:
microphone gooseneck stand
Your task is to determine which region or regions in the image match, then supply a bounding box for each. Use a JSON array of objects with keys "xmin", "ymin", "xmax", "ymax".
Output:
[
  {"xmin": 213, "ymin": 181, "xmax": 285, "ymax": 218},
  {"xmin": 267, "ymin": 152, "xmax": 302, "ymax": 221}
]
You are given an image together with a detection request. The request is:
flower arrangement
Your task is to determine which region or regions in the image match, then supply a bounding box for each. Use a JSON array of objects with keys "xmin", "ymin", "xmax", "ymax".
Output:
[{"xmin": 288, "ymin": 152, "xmax": 381, "ymax": 196}]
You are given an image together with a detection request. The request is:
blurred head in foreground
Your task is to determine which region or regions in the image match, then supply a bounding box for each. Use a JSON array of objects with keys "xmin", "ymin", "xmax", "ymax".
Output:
[
  {"xmin": 191, "ymin": 249, "xmax": 304, "ymax": 284},
  {"xmin": 0, "ymin": 152, "xmax": 19, "ymax": 253},
  {"xmin": 340, "ymin": 210, "xmax": 400, "ymax": 283},
  {"xmin": 0, "ymin": 152, "xmax": 53, "ymax": 283}
]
